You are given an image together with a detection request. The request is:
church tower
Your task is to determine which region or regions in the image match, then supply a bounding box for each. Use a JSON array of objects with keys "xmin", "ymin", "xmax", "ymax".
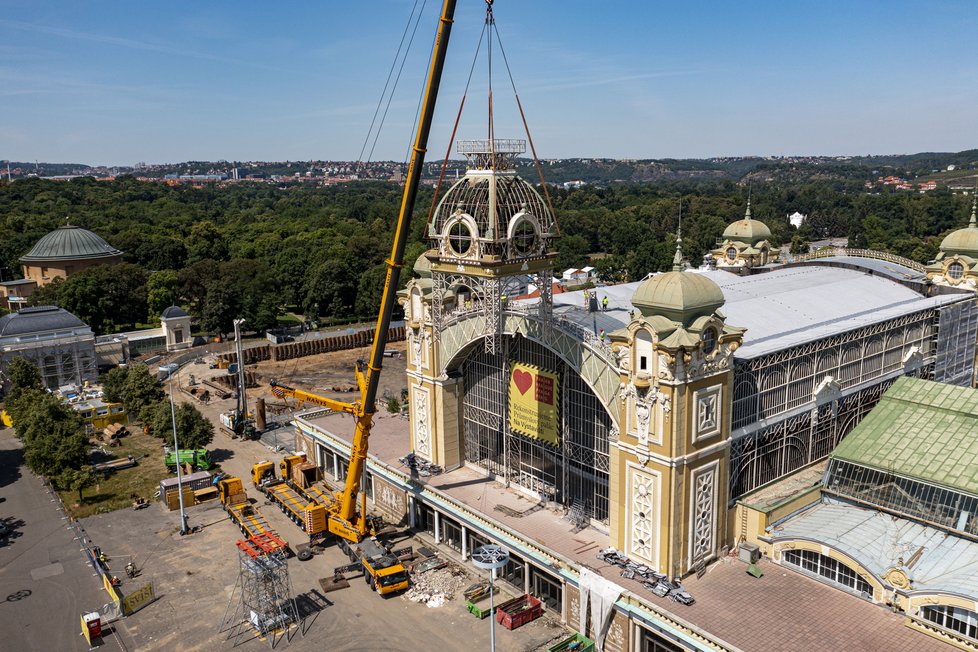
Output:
[{"xmin": 400, "ymin": 139, "xmax": 558, "ymax": 468}]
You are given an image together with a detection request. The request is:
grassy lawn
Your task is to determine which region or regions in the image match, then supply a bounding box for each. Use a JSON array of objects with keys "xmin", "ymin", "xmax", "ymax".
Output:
[{"xmin": 59, "ymin": 427, "xmax": 170, "ymax": 519}]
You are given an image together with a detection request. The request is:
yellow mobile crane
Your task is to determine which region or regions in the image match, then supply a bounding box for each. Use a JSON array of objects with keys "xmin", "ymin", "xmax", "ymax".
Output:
[{"xmin": 264, "ymin": 0, "xmax": 457, "ymax": 581}]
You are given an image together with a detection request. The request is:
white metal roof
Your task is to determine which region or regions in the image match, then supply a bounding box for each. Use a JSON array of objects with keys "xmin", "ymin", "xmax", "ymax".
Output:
[
  {"xmin": 541, "ymin": 263, "xmax": 968, "ymax": 360},
  {"xmin": 772, "ymin": 499, "xmax": 978, "ymax": 600}
]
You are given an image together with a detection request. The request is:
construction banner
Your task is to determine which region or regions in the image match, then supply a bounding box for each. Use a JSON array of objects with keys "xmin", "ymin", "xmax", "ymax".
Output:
[{"xmin": 508, "ymin": 361, "xmax": 560, "ymax": 445}]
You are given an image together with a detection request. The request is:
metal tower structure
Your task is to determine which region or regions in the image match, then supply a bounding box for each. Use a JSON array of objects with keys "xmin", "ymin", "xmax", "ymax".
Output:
[{"xmin": 219, "ymin": 534, "xmax": 301, "ymax": 648}]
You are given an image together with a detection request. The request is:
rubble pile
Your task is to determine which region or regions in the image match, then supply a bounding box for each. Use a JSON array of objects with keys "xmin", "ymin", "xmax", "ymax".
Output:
[{"xmin": 406, "ymin": 563, "xmax": 467, "ymax": 608}]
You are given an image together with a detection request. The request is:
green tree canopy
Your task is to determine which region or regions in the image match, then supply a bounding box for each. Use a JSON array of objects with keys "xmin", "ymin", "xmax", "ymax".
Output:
[
  {"xmin": 144, "ymin": 399, "xmax": 214, "ymax": 449},
  {"xmin": 99, "ymin": 366, "xmax": 129, "ymax": 404},
  {"xmin": 8, "ymin": 388, "xmax": 87, "ymax": 477},
  {"xmin": 120, "ymin": 364, "xmax": 164, "ymax": 420}
]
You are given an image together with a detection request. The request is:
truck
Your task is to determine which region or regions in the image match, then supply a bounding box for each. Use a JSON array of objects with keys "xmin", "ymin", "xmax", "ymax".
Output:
[
  {"xmin": 337, "ymin": 536, "xmax": 410, "ymax": 596},
  {"xmin": 217, "ymin": 477, "xmax": 288, "ymax": 555},
  {"xmin": 164, "ymin": 448, "xmax": 213, "ymax": 471}
]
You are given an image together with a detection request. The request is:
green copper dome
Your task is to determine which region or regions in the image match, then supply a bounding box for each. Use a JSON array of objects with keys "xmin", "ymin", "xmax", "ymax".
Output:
[
  {"xmin": 940, "ymin": 204, "xmax": 978, "ymax": 258},
  {"xmin": 413, "ymin": 251, "xmax": 433, "ymax": 278},
  {"xmin": 722, "ymin": 218, "xmax": 772, "ymax": 246},
  {"xmin": 632, "ymin": 271, "xmax": 725, "ymax": 324},
  {"xmin": 20, "ymin": 225, "xmax": 122, "ymax": 262}
]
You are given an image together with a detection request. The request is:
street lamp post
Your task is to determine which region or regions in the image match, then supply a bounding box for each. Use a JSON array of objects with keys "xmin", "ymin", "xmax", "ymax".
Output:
[
  {"xmin": 471, "ymin": 544, "xmax": 510, "ymax": 652},
  {"xmin": 169, "ymin": 374, "xmax": 189, "ymax": 535}
]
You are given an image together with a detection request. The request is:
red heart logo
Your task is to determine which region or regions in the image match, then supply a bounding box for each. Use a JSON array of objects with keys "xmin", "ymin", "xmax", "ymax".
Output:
[{"xmin": 513, "ymin": 369, "xmax": 533, "ymax": 395}]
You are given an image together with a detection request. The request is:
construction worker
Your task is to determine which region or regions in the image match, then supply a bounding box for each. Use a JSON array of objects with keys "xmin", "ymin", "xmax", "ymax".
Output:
[
  {"xmin": 125, "ymin": 561, "xmax": 136, "ymax": 579},
  {"xmin": 98, "ymin": 550, "xmax": 108, "ymax": 567},
  {"xmin": 500, "ymin": 294, "xmax": 507, "ymax": 306},
  {"xmin": 599, "ymin": 328, "xmax": 605, "ymax": 343},
  {"xmin": 583, "ymin": 289, "xmax": 589, "ymax": 307},
  {"xmin": 602, "ymin": 295, "xmax": 608, "ymax": 312}
]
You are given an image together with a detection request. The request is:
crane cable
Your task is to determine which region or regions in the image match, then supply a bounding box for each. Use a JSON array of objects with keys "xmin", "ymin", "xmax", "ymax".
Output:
[
  {"xmin": 425, "ymin": 0, "xmax": 560, "ymax": 236},
  {"xmin": 424, "ymin": 8, "xmax": 490, "ymax": 231},
  {"xmin": 355, "ymin": 0, "xmax": 429, "ymax": 174},
  {"xmin": 491, "ymin": 17, "xmax": 561, "ymax": 235}
]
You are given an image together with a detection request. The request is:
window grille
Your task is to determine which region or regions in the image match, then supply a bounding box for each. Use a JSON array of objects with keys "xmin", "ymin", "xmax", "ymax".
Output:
[
  {"xmin": 461, "ymin": 337, "xmax": 611, "ymax": 523},
  {"xmin": 921, "ymin": 605, "xmax": 978, "ymax": 643},
  {"xmin": 782, "ymin": 548, "xmax": 872, "ymax": 596}
]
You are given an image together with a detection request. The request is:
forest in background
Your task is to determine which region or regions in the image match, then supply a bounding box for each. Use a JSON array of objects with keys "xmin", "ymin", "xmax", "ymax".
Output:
[{"xmin": 0, "ymin": 172, "xmax": 975, "ymax": 336}]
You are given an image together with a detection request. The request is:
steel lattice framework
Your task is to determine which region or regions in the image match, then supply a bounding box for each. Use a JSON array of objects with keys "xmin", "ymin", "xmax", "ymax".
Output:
[
  {"xmin": 728, "ymin": 299, "xmax": 977, "ymax": 503},
  {"xmin": 461, "ymin": 336, "xmax": 612, "ymax": 523}
]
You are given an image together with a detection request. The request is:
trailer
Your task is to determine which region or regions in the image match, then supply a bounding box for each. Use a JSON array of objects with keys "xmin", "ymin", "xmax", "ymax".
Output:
[
  {"xmin": 217, "ymin": 477, "xmax": 288, "ymax": 555},
  {"xmin": 92, "ymin": 455, "xmax": 137, "ymax": 473},
  {"xmin": 252, "ymin": 461, "xmax": 327, "ymax": 535}
]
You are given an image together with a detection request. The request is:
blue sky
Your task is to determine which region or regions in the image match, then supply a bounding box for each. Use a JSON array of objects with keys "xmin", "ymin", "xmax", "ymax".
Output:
[{"xmin": 1, "ymin": 1, "xmax": 976, "ymax": 165}]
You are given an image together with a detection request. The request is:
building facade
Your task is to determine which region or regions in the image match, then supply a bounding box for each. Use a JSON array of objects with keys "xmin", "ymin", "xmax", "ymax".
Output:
[{"xmin": 0, "ymin": 305, "xmax": 97, "ymax": 390}]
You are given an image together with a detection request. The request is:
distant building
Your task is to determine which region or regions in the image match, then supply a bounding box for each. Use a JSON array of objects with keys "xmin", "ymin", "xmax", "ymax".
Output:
[
  {"xmin": 0, "ymin": 278, "xmax": 38, "ymax": 311},
  {"xmin": 710, "ymin": 199, "xmax": 780, "ymax": 273},
  {"xmin": 0, "ymin": 305, "xmax": 97, "ymax": 390},
  {"xmin": 788, "ymin": 210, "xmax": 806, "ymax": 228},
  {"xmin": 19, "ymin": 224, "xmax": 123, "ymax": 287}
]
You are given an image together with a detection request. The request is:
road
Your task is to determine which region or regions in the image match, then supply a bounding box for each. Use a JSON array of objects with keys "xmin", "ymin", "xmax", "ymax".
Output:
[{"xmin": 0, "ymin": 429, "xmax": 119, "ymax": 651}]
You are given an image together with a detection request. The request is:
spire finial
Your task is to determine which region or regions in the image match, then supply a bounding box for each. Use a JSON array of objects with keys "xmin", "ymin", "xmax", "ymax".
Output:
[
  {"xmin": 971, "ymin": 179, "xmax": 977, "ymax": 228},
  {"xmin": 673, "ymin": 197, "xmax": 684, "ymax": 272},
  {"xmin": 745, "ymin": 183, "xmax": 753, "ymax": 220}
]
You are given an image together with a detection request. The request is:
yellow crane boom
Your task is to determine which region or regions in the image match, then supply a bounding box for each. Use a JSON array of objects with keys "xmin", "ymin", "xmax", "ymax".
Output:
[{"xmin": 274, "ymin": 0, "xmax": 457, "ymax": 544}]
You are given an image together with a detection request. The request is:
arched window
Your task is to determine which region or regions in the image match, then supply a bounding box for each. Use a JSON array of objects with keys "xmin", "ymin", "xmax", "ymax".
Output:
[
  {"xmin": 948, "ymin": 261, "xmax": 965, "ymax": 280},
  {"xmin": 921, "ymin": 605, "xmax": 978, "ymax": 643},
  {"xmin": 782, "ymin": 548, "xmax": 872, "ymax": 597},
  {"xmin": 507, "ymin": 213, "xmax": 539, "ymax": 257},
  {"xmin": 701, "ymin": 328, "xmax": 717, "ymax": 355},
  {"xmin": 726, "ymin": 247, "xmax": 737, "ymax": 262}
]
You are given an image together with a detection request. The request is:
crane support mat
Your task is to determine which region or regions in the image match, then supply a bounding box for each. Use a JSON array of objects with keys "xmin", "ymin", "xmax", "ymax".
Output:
[{"xmin": 320, "ymin": 576, "xmax": 350, "ymax": 593}]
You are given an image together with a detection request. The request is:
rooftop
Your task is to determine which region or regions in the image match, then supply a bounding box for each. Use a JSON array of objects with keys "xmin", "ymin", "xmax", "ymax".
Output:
[
  {"xmin": 830, "ymin": 376, "xmax": 978, "ymax": 497},
  {"xmin": 298, "ymin": 409, "xmax": 951, "ymax": 652},
  {"xmin": 20, "ymin": 225, "xmax": 122, "ymax": 262},
  {"xmin": 773, "ymin": 498, "xmax": 978, "ymax": 601},
  {"xmin": 543, "ymin": 261, "xmax": 968, "ymax": 359},
  {"xmin": 0, "ymin": 305, "xmax": 89, "ymax": 338}
]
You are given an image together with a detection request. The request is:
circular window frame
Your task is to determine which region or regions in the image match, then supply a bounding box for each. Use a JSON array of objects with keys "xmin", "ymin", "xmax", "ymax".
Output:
[
  {"xmin": 507, "ymin": 212, "xmax": 540, "ymax": 257},
  {"xmin": 947, "ymin": 261, "xmax": 965, "ymax": 281},
  {"xmin": 444, "ymin": 217, "xmax": 476, "ymax": 258},
  {"xmin": 726, "ymin": 247, "xmax": 738, "ymax": 262}
]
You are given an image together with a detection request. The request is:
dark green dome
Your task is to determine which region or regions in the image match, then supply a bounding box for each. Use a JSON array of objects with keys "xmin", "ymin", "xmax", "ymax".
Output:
[{"xmin": 20, "ymin": 225, "xmax": 122, "ymax": 262}]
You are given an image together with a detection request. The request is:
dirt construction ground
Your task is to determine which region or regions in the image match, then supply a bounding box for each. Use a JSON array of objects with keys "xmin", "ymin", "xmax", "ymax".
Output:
[{"xmin": 72, "ymin": 344, "xmax": 571, "ymax": 651}]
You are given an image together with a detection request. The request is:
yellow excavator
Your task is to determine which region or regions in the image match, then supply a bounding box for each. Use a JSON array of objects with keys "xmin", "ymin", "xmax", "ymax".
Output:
[{"xmin": 260, "ymin": 0, "xmax": 458, "ymax": 578}]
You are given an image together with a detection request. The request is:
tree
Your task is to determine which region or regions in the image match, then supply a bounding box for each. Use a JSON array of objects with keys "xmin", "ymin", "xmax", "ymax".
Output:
[
  {"xmin": 144, "ymin": 399, "xmax": 214, "ymax": 449},
  {"xmin": 5, "ymin": 356, "xmax": 43, "ymax": 396},
  {"xmin": 99, "ymin": 366, "xmax": 129, "ymax": 404},
  {"xmin": 146, "ymin": 270, "xmax": 180, "ymax": 319},
  {"xmin": 8, "ymin": 388, "xmax": 87, "ymax": 477},
  {"xmin": 555, "ymin": 234, "xmax": 591, "ymax": 271},
  {"xmin": 59, "ymin": 466, "xmax": 97, "ymax": 503},
  {"xmin": 120, "ymin": 364, "xmax": 164, "ymax": 420}
]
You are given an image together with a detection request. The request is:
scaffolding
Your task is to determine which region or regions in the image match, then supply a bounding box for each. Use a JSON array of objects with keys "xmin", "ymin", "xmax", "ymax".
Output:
[{"xmin": 219, "ymin": 534, "xmax": 301, "ymax": 648}]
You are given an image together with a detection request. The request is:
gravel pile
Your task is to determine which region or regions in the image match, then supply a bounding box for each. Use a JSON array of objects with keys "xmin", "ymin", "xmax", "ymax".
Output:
[{"xmin": 406, "ymin": 563, "xmax": 467, "ymax": 608}]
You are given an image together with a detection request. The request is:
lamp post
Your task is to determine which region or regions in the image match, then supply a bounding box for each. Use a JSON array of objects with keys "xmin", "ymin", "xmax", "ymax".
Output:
[
  {"xmin": 471, "ymin": 544, "xmax": 510, "ymax": 652},
  {"xmin": 169, "ymin": 373, "xmax": 189, "ymax": 535}
]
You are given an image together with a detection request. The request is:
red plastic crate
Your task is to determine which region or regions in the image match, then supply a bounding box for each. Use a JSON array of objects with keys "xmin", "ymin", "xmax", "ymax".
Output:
[{"xmin": 494, "ymin": 594, "xmax": 542, "ymax": 630}]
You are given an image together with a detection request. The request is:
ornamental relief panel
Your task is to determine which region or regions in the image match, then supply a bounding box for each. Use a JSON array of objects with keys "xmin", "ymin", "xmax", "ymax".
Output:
[
  {"xmin": 690, "ymin": 464, "xmax": 717, "ymax": 564},
  {"xmin": 628, "ymin": 465, "xmax": 659, "ymax": 565},
  {"xmin": 412, "ymin": 385, "xmax": 431, "ymax": 457},
  {"xmin": 692, "ymin": 385, "xmax": 722, "ymax": 442}
]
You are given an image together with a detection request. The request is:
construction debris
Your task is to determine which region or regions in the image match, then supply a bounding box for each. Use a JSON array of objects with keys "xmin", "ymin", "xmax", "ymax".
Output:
[{"xmin": 405, "ymin": 562, "xmax": 467, "ymax": 608}]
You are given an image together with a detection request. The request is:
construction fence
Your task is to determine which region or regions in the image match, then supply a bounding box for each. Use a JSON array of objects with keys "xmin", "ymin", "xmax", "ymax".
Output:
[{"xmin": 218, "ymin": 324, "xmax": 406, "ymax": 367}]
